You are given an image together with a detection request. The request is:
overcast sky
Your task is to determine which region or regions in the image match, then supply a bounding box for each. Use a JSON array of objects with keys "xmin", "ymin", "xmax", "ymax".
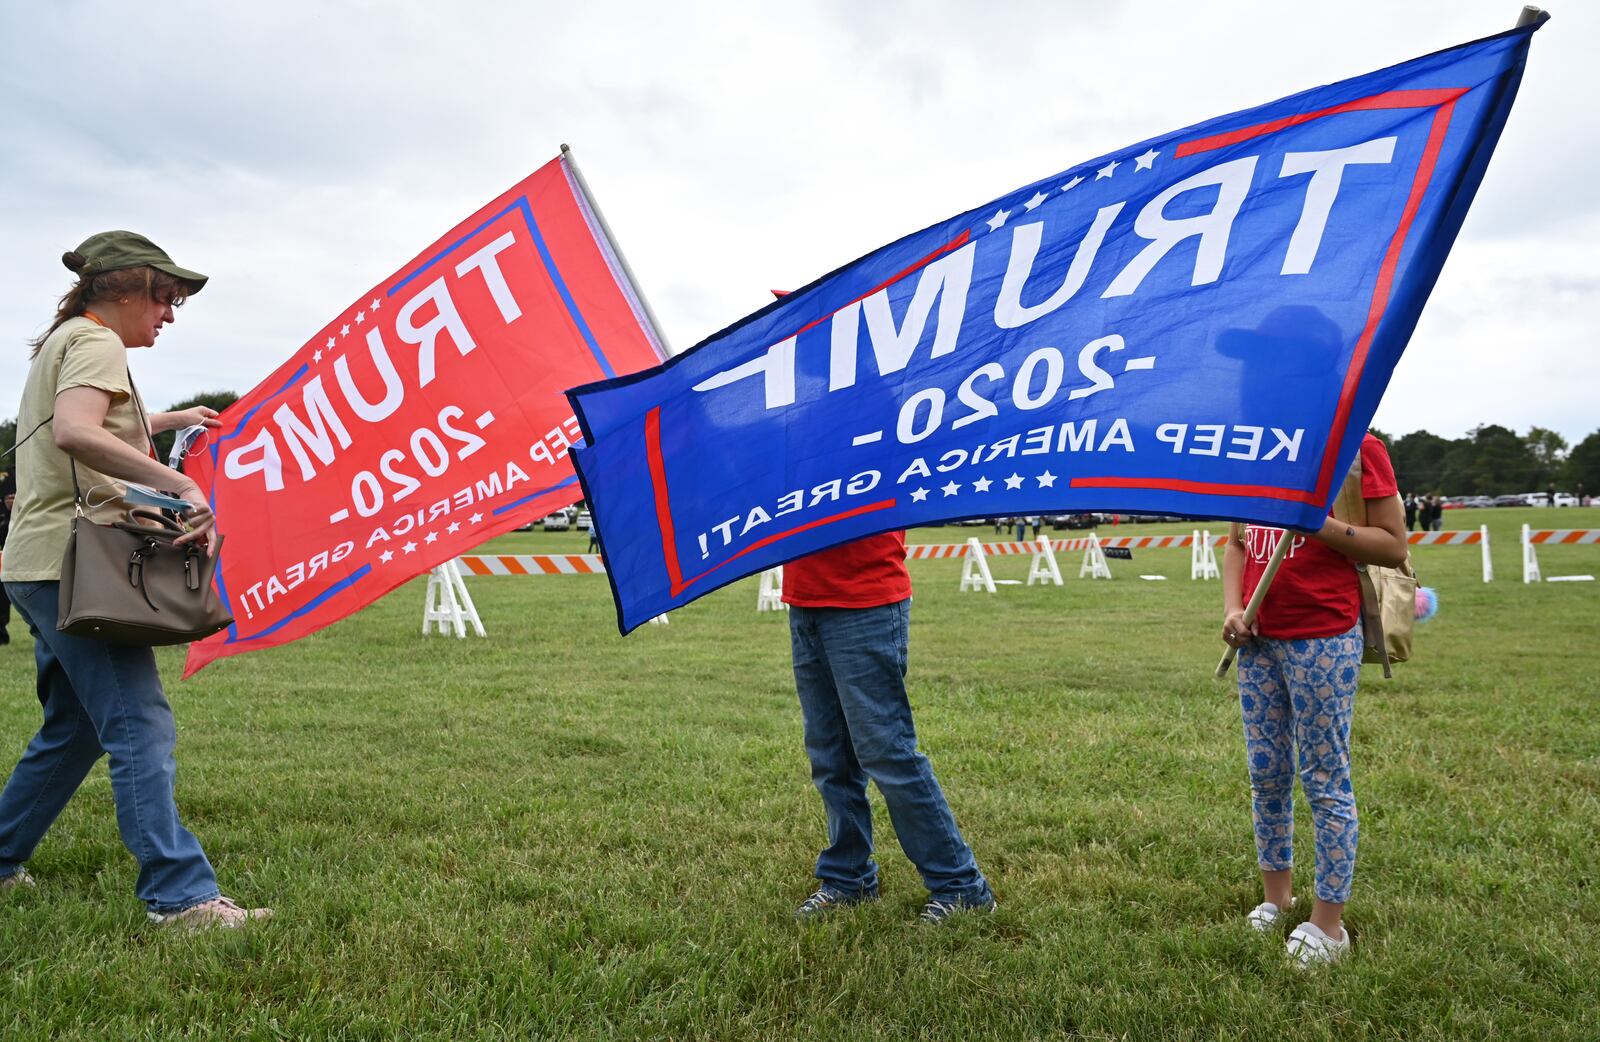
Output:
[{"xmin": 2, "ymin": 1, "xmax": 1593, "ymax": 444}]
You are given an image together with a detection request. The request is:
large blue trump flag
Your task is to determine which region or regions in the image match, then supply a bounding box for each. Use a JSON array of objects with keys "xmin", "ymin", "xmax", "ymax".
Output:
[{"xmin": 570, "ymin": 18, "xmax": 1544, "ymax": 632}]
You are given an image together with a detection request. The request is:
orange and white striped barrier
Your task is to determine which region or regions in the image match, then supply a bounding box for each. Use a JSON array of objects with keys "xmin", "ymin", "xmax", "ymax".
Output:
[
  {"xmin": 455, "ymin": 554, "xmax": 606, "ymax": 576},
  {"xmin": 909, "ymin": 532, "xmax": 1226, "ymax": 560},
  {"xmin": 1521, "ymin": 527, "xmax": 1600, "ymax": 583},
  {"xmin": 1404, "ymin": 526, "xmax": 1494, "ymax": 582},
  {"xmin": 447, "ymin": 553, "xmax": 670, "ymax": 625}
]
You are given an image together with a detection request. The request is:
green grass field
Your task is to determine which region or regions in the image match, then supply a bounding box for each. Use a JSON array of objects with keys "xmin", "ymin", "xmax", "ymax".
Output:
[{"xmin": 1, "ymin": 507, "xmax": 1596, "ymax": 1041}]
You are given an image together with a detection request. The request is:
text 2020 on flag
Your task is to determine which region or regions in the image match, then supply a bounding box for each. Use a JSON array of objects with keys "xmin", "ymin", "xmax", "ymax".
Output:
[
  {"xmin": 181, "ymin": 155, "xmax": 667, "ymax": 675},
  {"xmin": 569, "ymin": 17, "xmax": 1546, "ymax": 633}
]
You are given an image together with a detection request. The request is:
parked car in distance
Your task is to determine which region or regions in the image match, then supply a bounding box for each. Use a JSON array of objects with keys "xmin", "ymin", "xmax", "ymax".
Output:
[
  {"xmin": 576, "ymin": 511, "xmax": 593, "ymax": 531},
  {"xmin": 1553, "ymin": 492, "xmax": 1579, "ymax": 507},
  {"xmin": 1460, "ymin": 495, "xmax": 1495, "ymax": 509},
  {"xmin": 1051, "ymin": 513, "xmax": 1099, "ymax": 530},
  {"xmin": 1492, "ymin": 494, "xmax": 1526, "ymax": 507},
  {"xmin": 1517, "ymin": 492, "xmax": 1552, "ymax": 507},
  {"xmin": 542, "ymin": 513, "xmax": 571, "ymax": 531}
]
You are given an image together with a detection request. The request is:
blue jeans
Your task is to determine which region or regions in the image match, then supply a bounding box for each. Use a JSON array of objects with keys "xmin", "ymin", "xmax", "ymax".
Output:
[
  {"xmin": 0, "ymin": 581, "xmax": 220, "ymax": 912},
  {"xmin": 789, "ymin": 600, "xmax": 989, "ymax": 902}
]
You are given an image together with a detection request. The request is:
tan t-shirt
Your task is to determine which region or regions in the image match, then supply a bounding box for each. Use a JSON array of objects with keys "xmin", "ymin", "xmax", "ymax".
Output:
[{"xmin": 2, "ymin": 317, "xmax": 152, "ymax": 581}]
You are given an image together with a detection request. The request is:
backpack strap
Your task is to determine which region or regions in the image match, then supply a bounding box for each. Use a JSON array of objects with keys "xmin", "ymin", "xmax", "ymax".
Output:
[{"xmin": 1334, "ymin": 448, "xmax": 1394, "ymax": 677}]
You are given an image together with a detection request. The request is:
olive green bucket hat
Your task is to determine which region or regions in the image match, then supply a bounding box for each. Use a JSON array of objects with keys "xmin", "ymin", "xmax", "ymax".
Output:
[{"xmin": 66, "ymin": 230, "xmax": 208, "ymax": 295}]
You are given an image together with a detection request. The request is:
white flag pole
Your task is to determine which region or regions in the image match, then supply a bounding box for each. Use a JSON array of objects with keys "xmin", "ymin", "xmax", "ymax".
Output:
[
  {"xmin": 559, "ymin": 143, "xmax": 675, "ymax": 358},
  {"xmin": 1214, "ymin": 529, "xmax": 1292, "ymax": 679}
]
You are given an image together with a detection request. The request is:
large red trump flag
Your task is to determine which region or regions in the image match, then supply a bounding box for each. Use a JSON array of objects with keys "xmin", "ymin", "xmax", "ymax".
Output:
[{"xmin": 182, "ymin": 155, "xmax": 666, "ymax": 675}]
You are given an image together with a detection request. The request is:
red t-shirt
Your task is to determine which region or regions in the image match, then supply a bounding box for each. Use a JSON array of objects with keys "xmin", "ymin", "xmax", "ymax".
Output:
[
  {"xmin": 1240, "ymin": 434, "xmax": 1399, "ymax": 640},
  {"xmin": 782, "ymin": 531, "xmax": 912, "ymax": 608}
]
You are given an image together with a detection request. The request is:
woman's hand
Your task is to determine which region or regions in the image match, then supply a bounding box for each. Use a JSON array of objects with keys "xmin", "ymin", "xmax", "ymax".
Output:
[
  {"xmin": 172, "ymin": 481, "xmax": 217, "ymax": 552},
  {"xmin": 1221, "ymin": 609, "xmax": 1257, "ymax": 648},
  {"xmin": 158, "ymin": 405, "xmax": 223, "ymax": 434}
]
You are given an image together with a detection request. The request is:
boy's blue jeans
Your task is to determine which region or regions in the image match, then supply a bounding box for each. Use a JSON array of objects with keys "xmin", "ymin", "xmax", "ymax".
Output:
[
  {"xmin": 789, "ymin": 599, "xmax": 989, "ymax": 902},
  {"xmin": 0, "ymin": 580, "xmax": 220, "ymax": 912}
]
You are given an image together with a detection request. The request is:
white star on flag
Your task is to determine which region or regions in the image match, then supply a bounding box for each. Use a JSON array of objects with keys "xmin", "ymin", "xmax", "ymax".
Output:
[
  {"xmin": 313, "ymin": 348, "xmax": 323, "ymax": 363},
  {"xmin": 469, "ymin": 512, "xmax": 484, "ymax": 524},
  {"xmin": 370, "ymin": 297, "xmax": 381, "ymax": 310},
  {"xmin": 1023, "ymin": 191, "xmax": 1048, "ymax": 211},
  {"xmin": 942, "ymin": 481, "xmax": 960, "ymax": 497},
  {"xmin": 1135, "ymin": 148, "xmax": 1159, "ymax": 171},
  {"xmin": 1004, "ymin": 473, "xmax": 1024, "ymax": 490},
  {"xmin": 379, "ymin": 550, "xmax": 394, "ymax": 563},
  {"xmin": 447, "ymin": 521, "xmax": 461, "ymax": 534},
  {"xmin": 1037, "ymin": 470, "xmax": 1058, "ymax": 488},
  {"xmin": 1060, "ymin": 176, "xmax": 1084, "ymax": 193},
  {"xmin": 340, "ymin": 324, "xmax": 350, "ymax": 337},
  {"xmin": 325, "ymin": 336, "xmax": 336, "ymax": 349},
  {"xmin": 972, "ymin": 476, "xmax": 993, "ymax": 492},
  {"xmin": 402, "ymin": 541, "xmax": 418, "ymax": 554},
  {"xmin": 424, "ymin": 531, "xmax": 439, "ymax": 544},
  {"xmin": 910, "ymin": 487, "xmax": 930, "ymax": 503},
  {"xmin": 1096, "ymin": 160, "xmax": 1119, "ymax": 180},
  {"xmin": 985, "ymin": 209, "xmax": 1010, "ymax": 232},
  {"xmin": 355, "ymin": 311, "xmax": 366, "ymax": 325}
]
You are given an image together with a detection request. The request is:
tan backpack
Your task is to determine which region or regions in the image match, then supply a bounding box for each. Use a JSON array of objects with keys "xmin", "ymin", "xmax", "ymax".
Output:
[{"xmin": 1331, "ymin": 456, "xmax": 1416, "ymax": 678}]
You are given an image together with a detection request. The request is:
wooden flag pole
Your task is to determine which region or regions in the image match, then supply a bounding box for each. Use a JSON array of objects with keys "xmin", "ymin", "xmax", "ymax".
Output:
[
  {"xmin": 1214, "ymin": 529, "xmax": 1292, "ymax": 679},
  {"xmin": 559, "ymin": 143, "xmax": 675, "ymax": 358}
]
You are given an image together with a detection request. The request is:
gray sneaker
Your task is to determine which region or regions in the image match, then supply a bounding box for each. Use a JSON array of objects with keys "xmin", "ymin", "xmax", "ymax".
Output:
[
  {"xmin": 0, "ymin": 868, "xmax": 35, "ymax": 892},
  {"xmin": 794, "ymin": 886, "xmax": 879, "ymax": 921},
  {"xmin": 919, "ymin": 888, "xmax": 997, "ymax": 924}
]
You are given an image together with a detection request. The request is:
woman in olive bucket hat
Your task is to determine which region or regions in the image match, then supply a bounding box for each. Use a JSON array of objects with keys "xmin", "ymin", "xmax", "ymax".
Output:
[{"xmin": 0, "ymin": 232, "xmax": 270, "ymax": 929}]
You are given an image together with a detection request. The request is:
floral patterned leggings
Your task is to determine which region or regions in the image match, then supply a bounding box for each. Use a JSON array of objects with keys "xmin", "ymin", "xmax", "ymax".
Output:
[{"xmin": 1237, "ymin": 624, "xmax": 1361, "ymax": 904}]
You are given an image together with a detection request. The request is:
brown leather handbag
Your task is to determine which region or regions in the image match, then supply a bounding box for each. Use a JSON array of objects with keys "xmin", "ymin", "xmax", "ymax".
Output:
[
  {"xmin": 52, "ymin": 371, "xmax": 233, "ymax": 646},
  {"xmin": 57, "ymin": 504, "xmax": 233, "ymax": 646}
]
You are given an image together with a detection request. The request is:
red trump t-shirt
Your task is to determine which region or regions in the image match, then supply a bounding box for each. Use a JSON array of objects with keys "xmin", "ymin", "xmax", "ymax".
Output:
[
  {"xmin": 1241, "ymin": 434, "xmax": 1399, "ymax": 640},
  {"xmin": 782, "ymin": 532, "xmax": 912, "ymax": 608}
]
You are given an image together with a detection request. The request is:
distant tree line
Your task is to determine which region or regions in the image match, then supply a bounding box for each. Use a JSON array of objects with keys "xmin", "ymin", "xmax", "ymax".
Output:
[{"xmin": 1372, "ymin": 424, "xmax": 1600, "ymax": 497}]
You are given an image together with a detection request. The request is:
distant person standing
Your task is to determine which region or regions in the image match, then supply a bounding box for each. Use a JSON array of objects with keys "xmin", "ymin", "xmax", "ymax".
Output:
[
  {"xmin": 1430, "ymin": 495, "xmax": 1444, "ymax": 531},
  {"xmin": 1546, "ymin": 482, "xmax": 1557, "ymax": 507},
  {"xmin": 1403, "ymin": 493, "xmax": 1417, "ymax": 531}
]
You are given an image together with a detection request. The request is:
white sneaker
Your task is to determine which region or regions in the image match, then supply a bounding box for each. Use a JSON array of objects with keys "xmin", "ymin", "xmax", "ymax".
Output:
[
  {"xmin": 0, "ymin": 868, "xmax": 35, "ymax": 892},
  {"xmin": 1286, "ymin": 921, "xmax": 1349, "ymax": 966},
  {"xmin": 1245, "ymin": 897, "xmax": 1295, "ymax": 932}
]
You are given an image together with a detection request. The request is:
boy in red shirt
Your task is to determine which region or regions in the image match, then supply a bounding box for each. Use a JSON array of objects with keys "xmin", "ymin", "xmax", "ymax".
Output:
[{"xmin": 783, "ymin": 531, "xmax": 995, "ymax": 923}]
